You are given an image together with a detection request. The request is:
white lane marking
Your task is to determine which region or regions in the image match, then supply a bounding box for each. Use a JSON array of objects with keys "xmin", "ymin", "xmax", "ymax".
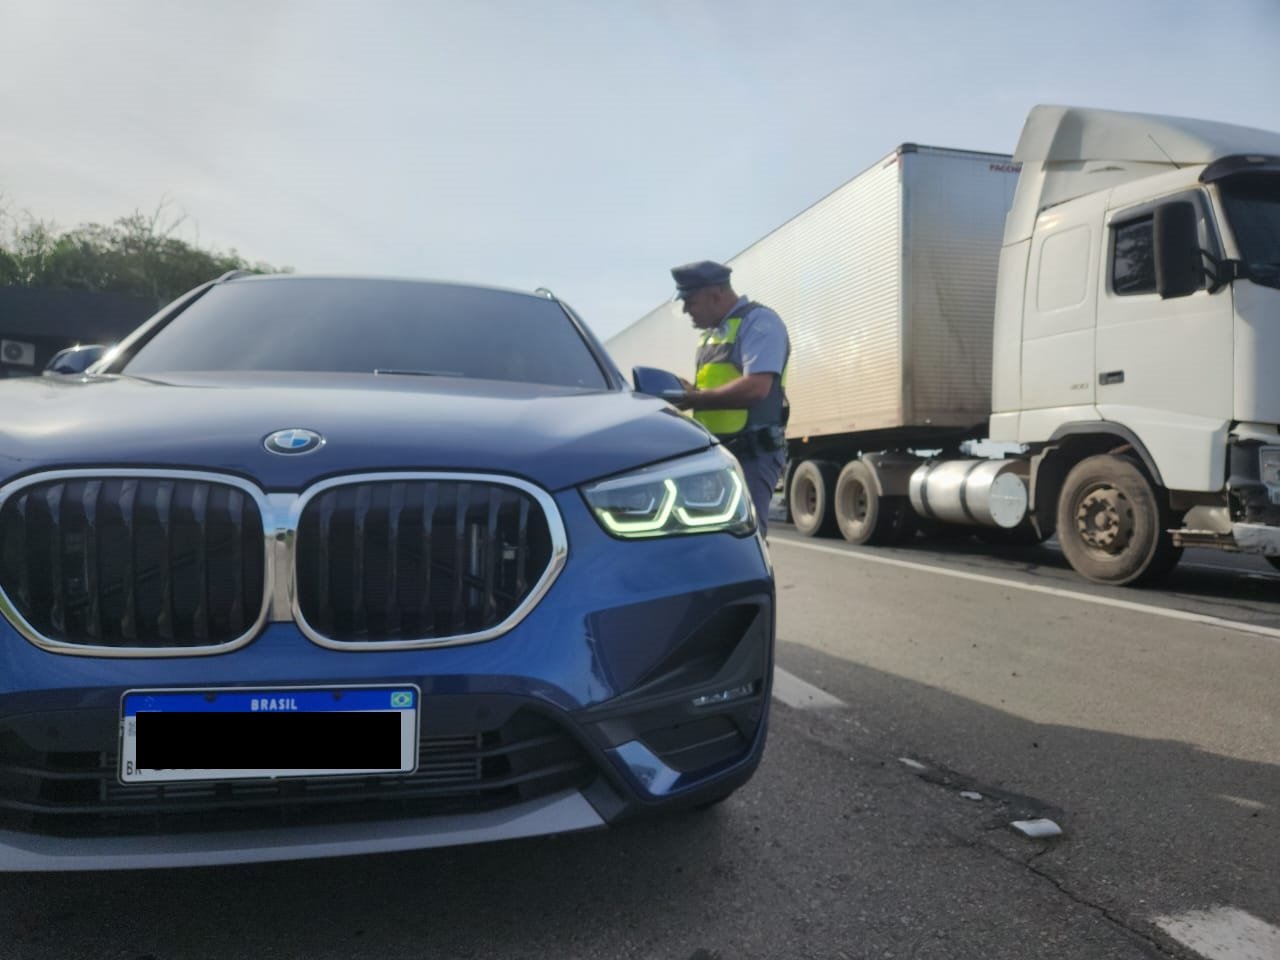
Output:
[
  {"xmin": 770, "ymin": 538, "xmax": 1280, "ymax": 645},
  {"xmin": 771, "ymin": 667, "xmax": 846, "ymax": 710},
  {"xmin": 1154, "ymin": 907, "xmax": 1280, "ymax": 960}
]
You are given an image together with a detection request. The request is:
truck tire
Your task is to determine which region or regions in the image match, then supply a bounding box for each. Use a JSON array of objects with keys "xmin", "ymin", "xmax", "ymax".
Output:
[
  {"xmin": 789, "ymin": 460, "xmax": 838, "ymax": 537},
  {"xmin": 1056, "ymin": 455, "xmax": 1181, "ymax": 586},
  {"xmin": 834, "ymin": 460, "xmax": 912, "ymax": 545}
]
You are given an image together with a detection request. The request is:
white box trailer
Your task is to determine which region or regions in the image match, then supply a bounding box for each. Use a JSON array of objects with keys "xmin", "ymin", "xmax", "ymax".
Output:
[{"xmin": 607, "ymin": 145, "xmax": 1021, "ymax": 442}]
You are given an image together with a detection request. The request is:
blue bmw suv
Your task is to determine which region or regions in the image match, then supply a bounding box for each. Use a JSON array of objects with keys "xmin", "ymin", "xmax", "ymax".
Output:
[{"xmin": 0, "ymin": 273, "xmax": 774, "ymax": 870}]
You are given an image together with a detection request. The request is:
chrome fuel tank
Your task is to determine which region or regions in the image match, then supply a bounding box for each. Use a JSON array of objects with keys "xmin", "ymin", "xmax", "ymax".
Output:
[{"xmin": 908, "ymin": 459, "xmax": 1029, "ymax": 529}]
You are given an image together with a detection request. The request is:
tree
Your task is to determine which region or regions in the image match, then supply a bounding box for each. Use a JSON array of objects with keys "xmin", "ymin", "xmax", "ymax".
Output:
[{"xmin": 0, "ymin": 200, "xmax": 289, "ymax": 306}]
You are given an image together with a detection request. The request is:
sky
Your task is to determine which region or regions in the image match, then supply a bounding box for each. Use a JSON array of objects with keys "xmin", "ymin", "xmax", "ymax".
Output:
[{"xmin": 2, "ymin": 0, "xmax": 1278, "ymax": 342}]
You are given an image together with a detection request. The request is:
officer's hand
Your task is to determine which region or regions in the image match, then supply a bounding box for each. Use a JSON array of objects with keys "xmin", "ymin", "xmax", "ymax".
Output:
[{"xmin": 670, "ymin": 377, "xmax": 696, "ymax": 410}]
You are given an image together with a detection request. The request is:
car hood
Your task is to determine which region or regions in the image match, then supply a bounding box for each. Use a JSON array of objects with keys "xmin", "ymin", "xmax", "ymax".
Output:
[{"xmin": 0, "ymin": 372, "xmax": 710, "ymax": 492}]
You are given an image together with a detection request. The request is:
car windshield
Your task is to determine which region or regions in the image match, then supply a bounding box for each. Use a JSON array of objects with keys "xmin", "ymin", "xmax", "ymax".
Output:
[
  {"xmin": 1219, "ymin": 174, "xmax": 1280, "ymax": 288},
  {"xmin": 119, "ymin": 278, "xmax": 610, "ymax": 389}
]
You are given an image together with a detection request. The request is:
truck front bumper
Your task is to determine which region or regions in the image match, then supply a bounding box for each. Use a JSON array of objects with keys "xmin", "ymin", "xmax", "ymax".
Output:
[{"xmin": 1230, "ymin": 522, "xmax": 1280, "ymax": 556}]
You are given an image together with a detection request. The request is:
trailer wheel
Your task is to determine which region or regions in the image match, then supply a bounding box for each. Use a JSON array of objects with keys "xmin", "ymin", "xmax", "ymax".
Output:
[
  {"xmin": 834, "ymin": 460, "xmax": 911, "ymax": 545},
  {"xmin": 789, "ymin": 460, "xmax": 838, "ymax": 537},
  {"xmin": 1056, "ymin": 455, "xmax": 1181, "ymax": 585}
]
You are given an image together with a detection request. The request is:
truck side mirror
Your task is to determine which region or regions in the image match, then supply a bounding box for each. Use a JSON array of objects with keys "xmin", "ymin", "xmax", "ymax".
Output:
[
  {"xmin": 1153, "ymin": 201, "xmax": 1202, "ymax": 299},
  {"xmin": 632, "ymin": 366, "xmax": 687, "ymax": 403}
]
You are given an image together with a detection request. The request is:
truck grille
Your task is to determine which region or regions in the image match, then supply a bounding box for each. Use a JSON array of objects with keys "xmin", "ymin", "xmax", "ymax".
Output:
[
  {"xmin": 0, "ymin": 709, "xmax": 593, "ymax": 838},
  {"xmin": 0, "ymin": 475, "xmax": 266, "ymax": 649},
  {"xmin": 294, "ymin": 479, "xmax": 555, "ymax": 643}
]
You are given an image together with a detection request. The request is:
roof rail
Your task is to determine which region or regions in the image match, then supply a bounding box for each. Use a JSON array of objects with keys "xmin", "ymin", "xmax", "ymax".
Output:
[{"xmin": 214, "ymin": 269, "xmax": 252, "ymax": 283}]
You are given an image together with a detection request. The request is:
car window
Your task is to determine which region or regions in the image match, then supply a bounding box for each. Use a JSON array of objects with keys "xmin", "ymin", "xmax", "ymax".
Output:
[{"xmin": 122, "ymin": 278, "xmax": 610, "ymax": 389}]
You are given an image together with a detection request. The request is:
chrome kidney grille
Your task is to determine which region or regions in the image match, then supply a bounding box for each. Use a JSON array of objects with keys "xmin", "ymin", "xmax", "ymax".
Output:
[
  {"xmin": 0, "ymin": 474, "xmax": 266, "ymax": 651},
  {"xmin": 0, "ymin": 470, "xmax": 565, "ymax": 654},
  {"xmin": 293, "ymin": 478, "xmax": 557, "ymax": 645}
]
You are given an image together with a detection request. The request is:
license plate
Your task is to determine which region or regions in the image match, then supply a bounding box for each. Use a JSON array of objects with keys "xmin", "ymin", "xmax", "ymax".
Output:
[{"xmin": 120, "ymin": 685, "xmax": 419, "ymax": 784}]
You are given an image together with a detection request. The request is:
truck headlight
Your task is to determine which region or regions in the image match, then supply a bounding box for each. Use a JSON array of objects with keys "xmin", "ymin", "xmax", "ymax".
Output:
[
  {"xmin": 1260, "ymin": 447, "xmax": 1280, "ymax": 488},
  {"xmin": 582, "ymin": 447, "xmax": 755, "ymax": 539}
]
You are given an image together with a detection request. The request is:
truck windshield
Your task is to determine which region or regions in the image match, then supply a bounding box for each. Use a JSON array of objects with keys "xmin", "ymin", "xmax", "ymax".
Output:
[
  {"xmin": 119, "ymin": 278, "xmax": 611, "ymax": 389},
  {"xmin": 1219, "ymin": 174, "xmax": 1280, "ymax": 289}
]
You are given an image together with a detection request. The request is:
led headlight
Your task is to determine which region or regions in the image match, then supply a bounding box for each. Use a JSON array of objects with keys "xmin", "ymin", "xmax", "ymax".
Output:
[
  {"xmin": 1260, "ymin": 447, "xmax": 1280, "ymax": 488},
  {"xmin": 582, "ymin": 447, "xmax": 755, "ymax": 539}
]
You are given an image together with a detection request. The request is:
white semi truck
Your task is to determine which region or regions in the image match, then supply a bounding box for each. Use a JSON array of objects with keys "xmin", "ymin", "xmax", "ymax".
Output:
[{"xmin": 608, "ymin": 105, "xmax": 1280, "ymax": 585}]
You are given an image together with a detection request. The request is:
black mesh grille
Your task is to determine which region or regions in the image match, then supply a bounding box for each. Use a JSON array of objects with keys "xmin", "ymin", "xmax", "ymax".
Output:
[
  {"xmin": 0, "ymin": 477, "xmax": 265, "ymax": 647},
  {"xmin": 295, "ymin": 480, "xmax": 554, "ymax": 642},
  {"xmin": 0, "ymin": 710, "xmax": 593, "ymax": 838}
]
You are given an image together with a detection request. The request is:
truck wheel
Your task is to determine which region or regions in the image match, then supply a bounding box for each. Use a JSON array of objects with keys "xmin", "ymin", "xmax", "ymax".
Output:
[
  {"xmin": 789, "ymin": 460, "xmax": 838, "ymax": 537},
  {"xmin": 834, "ymin": 460, "xmax": 911, "ymax": 545},
  {"xmin": 1056, "ymin": 455, "xmax": 1181, "ymax": 585}
]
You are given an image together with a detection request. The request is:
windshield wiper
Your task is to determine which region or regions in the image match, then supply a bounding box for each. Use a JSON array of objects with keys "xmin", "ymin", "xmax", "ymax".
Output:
[{"xmin": 373, "ymin": 368, "xmax": 464, "ymax": 378}]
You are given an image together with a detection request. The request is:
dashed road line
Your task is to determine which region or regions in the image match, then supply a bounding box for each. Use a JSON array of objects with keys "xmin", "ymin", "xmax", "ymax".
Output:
[
  {"xmin": 771, "ymin": 666, "xmax": 846, "ymax": 710},
  {"xmin": 770, "ymin": 538, "xmax": 1280, "ymax": 645},
  {"xmin": 1154, "ymin": 906, "xmax": 1280, "ymax": 960}
]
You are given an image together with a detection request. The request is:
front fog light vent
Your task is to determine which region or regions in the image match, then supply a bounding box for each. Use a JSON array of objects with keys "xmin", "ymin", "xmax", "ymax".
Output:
[{"xmin": 691, "ymin": 683, "xmax": 755, "ymax": 708}]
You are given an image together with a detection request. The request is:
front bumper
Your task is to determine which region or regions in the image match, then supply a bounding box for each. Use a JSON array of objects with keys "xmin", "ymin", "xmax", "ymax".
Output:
[
  {"xmin": 0, "ymin": 492, "xmax": 774, "ymax": 870},
  {"xmin": 0, "ymin": 789, "xmax": 606, "ymax": 872}
]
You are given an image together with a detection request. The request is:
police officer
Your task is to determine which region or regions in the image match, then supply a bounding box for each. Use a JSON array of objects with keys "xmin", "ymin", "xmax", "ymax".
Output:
[{"xmin": 671, "ymin": 260, "xmax": 790, "ymax": 536}]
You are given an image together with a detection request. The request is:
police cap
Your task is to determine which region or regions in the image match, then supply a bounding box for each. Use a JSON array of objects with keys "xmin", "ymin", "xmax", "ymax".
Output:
[{"xmin": 671, "ymin": 260, "xmax": 732, "ymax": 298}]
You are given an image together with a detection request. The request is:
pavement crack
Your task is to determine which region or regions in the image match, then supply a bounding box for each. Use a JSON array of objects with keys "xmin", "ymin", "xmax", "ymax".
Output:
[
  {"xmin": 781, "ymin": 700, "xmax": 1197, "ymax": 957},
  {"xmin": 1004, "ymin": 847, "xmax": 1185, "ymax": 959},
  {"xmin": 902, "ymin": 762, "xmax": 1185, "ymax": 957},
  {"xmin": 930, "ymin": 825, "xmax": 1183, "ymax": 958}
]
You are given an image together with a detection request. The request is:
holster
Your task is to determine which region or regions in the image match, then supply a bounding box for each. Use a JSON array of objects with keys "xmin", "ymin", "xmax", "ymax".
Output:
[{"xmin": 721, "ymin": 425, "xmax": 785, "ymax": 459}]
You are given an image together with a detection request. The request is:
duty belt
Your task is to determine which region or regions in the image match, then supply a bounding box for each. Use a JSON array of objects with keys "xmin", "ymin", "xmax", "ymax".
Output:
[{"xmin": 720, "ymin": 425, "xmax": 785, "ymax": 459}]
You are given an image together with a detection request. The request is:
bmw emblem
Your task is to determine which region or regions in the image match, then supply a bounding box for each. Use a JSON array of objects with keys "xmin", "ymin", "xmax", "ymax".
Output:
[{"xmin": 264, "ymin": 428, "xmax": 325, "ymax": 456}]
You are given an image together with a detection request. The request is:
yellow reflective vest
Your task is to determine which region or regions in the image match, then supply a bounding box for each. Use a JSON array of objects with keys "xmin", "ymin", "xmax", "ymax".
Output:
[{"xmin": 693, "ymin": 303, "xmax": 788, "ymax": 438}]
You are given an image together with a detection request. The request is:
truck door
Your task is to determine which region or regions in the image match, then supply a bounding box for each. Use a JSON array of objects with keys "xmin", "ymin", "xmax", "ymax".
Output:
[
  {"xmin": 1095, "ymin": 191, "xmax": 1233, "ymax": 491},
  {"xmin": 1020, "ymin": 194, "xmax": 1103, "ymax": 434}
]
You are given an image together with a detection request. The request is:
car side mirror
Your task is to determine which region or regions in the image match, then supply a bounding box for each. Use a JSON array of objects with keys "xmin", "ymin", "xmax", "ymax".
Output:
[
  {"xmin": 632, "ymin": 366, "xmax": 687, "ymax": 403},
  {"xmin": 43, "ymin": 344, "xmax": 107, "ymax": 376},
  {"xmin": 1153, "ymin": 201, "xmax": 1202, "ymax": 299}
]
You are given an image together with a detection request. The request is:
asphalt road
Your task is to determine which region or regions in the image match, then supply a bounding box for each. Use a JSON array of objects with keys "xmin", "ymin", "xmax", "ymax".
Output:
[{"xmin": 1, "ymin": 528, "xmax": 1276, "ymax": 960}]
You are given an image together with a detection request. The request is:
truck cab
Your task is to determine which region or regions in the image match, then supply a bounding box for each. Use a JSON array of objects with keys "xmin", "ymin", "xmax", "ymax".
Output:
[{"xmin": 988, "ymin": 107, "xmax": 1280, "ymax": 580}]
